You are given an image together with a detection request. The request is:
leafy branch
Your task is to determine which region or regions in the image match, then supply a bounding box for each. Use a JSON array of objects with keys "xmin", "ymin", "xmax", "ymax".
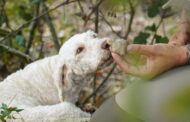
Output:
[
  {"xmin": 0, "ymin": 0, "xmax": 77, "ymax": 43},
  {"xmin": 149, "ymin": 17, "xmax": 164, "ymax": 44}
]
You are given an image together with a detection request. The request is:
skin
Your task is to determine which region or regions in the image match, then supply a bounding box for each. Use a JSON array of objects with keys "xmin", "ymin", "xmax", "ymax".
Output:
[{"xmin": 110, "ymin": 11, "xmax": 190, "ymax": 80}]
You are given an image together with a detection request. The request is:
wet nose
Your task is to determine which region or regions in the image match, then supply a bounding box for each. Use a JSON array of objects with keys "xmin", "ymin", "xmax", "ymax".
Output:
[{"xmin": 101, "ymin": 40, "xmax": 110, "ymax": 50}]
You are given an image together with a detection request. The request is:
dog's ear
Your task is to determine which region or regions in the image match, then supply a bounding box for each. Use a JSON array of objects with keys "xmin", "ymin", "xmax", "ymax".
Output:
[{"xmin": 53, "ymin": 63, "xmax": 69, "ymax": 102}]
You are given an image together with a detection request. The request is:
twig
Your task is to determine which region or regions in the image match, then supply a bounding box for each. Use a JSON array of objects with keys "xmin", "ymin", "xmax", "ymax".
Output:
[
  {"xmin": 84, "ymin": 0, "xmax": 105, "ymax": 25},
  {"xmin": 92, "ymin": 75, "xmax": 97, "ymax": 104},
  {"xmin": 8, "ymin": 94, "xmax": 17, "ymax": 106},
  {"xmin": 91, "ymin": 0, "xmax": 100, "ymax": 104},
  {"xmin": 0, "ymin": 0, "xmax": 77, "ymax": 42},
  {"xmin": 124, "ymin": 0, "xmax": 135, "ymax": 40},
  {"xmin": 0, "ymin": 0, "xmax": 12, "ymax": 30},
  {"xmin": 77, "ymin": 0, "xmax": 84, "ymax": 14},
  {"xmin": 25, "ymin": 3, "xmax": 40, "ymax": 54},
  {"xmin": 162, "ymin": 20, "xmax": 166, "ymax": 36},
  {"xmin": 100, "ymin": 11, "xmax": 124, "ymax": 39},
  {"xmin": 42, "ymin": 3, "xmax": 60, "ymax": 51},
  {"xmin": 0, "ymin": 28, "xmax": 9, "ymax": 37},
  {"xmin": 0, "ymin": 43, "xmax": 33, "ymax": 61},
  {"xmin": 37, "ymin": 21, "xmax": 44, "ymax": 59},
  {"xmin": 150, "ymin": 17, "xmax": 164, "ymax": 44},
  {"xmin": 94, "ymin": 5, "xmax": 99, "ymax": 33},
  {"xmin": 82, "ymin": 64, "xmax": 116, "ymax": 105}
]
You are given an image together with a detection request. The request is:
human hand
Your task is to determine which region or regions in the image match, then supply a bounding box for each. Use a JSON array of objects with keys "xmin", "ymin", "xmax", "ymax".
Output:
[
  {"xmin": 111, "ymin": 44, "xmax": 187, "ymax": 79},
  {"xmin": 168, "ymin": 10, "xmax": 190, "ymax": 46}
]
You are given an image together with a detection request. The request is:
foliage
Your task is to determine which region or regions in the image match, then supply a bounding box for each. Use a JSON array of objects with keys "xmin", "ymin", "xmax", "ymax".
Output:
[
  {"xmin": 0, "ymin": 0, "xmax": 178, "ymax": 108},
  {"xmin": 134, "ymin": 32, "xmax": 150, "ymax": 44},
  {"xmin": 147, "ymin": 0, "xmax": 167, "ymax": 18},
  {"xmin": 133, "ymin": 0, "xmax": 169, "ymax": 44},
  {"xmin": 0, "ymin": 103, "xmax": 23, "ymax": 122}
]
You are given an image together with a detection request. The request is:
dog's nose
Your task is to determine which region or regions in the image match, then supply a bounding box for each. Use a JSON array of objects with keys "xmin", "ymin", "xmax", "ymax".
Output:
[{"xmin": 101, "ymin": 40, "xmax": 110, "ymax": 50}]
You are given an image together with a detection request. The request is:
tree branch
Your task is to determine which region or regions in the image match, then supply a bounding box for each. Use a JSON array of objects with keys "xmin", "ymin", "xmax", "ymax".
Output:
[
  {"xmin": 94, "ymin": 5, "xmax": 99, "ymax": 33},
  {"xmin": 25, "ymin": 3, "xmax": 40, "ymax": 54},
  {"xmin": 77, "ymin": 0, "xmax": 84, "ymax": 14},
  {"xmin": 150, "ymin": 17, "xmax": 164, "ymax": 44},
  {"xmin": 124, "ymin": 0, "xmax": 135, "ymax": 40},
  {"xmin": 42, "ymin": 3, "xmax": 60, "ymax": 51},
  {"xmin": 100, "ymin": 11, "xmax": 124, "ymax": 39},
  {"xmin": 0, "ymin": 0, "xmax": 12, "ymax": 30},
  {"xmin": 0, "ymin": 44, "xmax": 33, "ymax": 61},
  {"xmin": 82, "ymin": 64, "xmax": 116, "ymax": 105},
  {"xmin": 84, "ymin": 0, "xmax": 105, "ymax": 26},
  {"xmin": 0, "ymin": 0, "xmax": 77, "ymax": 43}
]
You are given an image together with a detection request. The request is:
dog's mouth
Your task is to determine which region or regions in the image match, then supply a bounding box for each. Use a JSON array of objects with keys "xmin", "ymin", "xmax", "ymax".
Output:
[{"xmin": 98, "ymin": 53, "xmax": 113, "ymax": 69}]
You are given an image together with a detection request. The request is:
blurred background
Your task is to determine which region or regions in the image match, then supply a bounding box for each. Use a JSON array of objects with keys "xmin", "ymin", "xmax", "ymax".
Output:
[{"xmin": 0, "ymin": 0, "xmax": 180, "ymax": 108}]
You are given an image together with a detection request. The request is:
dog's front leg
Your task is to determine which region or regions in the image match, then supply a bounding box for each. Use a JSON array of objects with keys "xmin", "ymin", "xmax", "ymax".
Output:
[{"xmin": 12, "ymin": 102, "xmax": 90, "ymax": 122}]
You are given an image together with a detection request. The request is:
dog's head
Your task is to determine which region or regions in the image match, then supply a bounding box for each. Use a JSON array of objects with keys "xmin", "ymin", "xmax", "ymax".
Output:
[{"xmin": 54, "ymin": 31, "xmax": 113, "ymax": 103}]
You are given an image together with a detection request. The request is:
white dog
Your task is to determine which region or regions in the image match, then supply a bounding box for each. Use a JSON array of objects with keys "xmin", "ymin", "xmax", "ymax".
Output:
[{"xmin": 0, "ymin": 31, "xmax": 112, "ymax": 122}]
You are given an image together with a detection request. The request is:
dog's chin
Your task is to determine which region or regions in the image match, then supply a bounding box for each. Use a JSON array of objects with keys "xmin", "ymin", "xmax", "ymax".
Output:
[{"xmin": 98, "ymin": 55, "xmax": 113, "ymax": 70}]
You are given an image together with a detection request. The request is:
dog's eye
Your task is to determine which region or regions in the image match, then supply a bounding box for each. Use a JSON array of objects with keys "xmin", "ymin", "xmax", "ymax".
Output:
[{"xmin": 76, "ymin": 47, "xmax": 84, "ymax": 55}]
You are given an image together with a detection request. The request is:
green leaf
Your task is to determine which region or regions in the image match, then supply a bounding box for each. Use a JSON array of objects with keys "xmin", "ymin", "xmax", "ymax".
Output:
[
  {"xmin": 145, "ymin": 24, "xmax": 156, "ymax": 32},
  {"xmin": 1, "ymin": 103, "xmax": 8, "ymax": 110},
  {"xmin": 148, "ymin": 6, "xmax": 159, "ymax": 18},
  {"xmin": 1, "ymin": 110, "xmax": 9, "ymax": 118},
  {"xmin": 16, "ymin": 35, "xmax": 25, "ymax": 47},
  {"xmin": 134, "ymin": 32, "xmax": 150, "ymax": 44},
  {"xmin": 147, "ymin": 0, "xmax": 168, "ymax": 18},
  {"xmin": 18, "ymin": 6, "xmax": 32, "ymax": 21},
  {"xmin": 155, "ymin": 35, "xmax": 169, "ymax": 43}
]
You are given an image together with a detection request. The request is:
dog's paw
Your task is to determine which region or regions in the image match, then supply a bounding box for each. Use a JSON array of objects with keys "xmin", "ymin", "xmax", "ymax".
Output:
[{"xmin": 83, "ymin": 103, "xmax": 97, "ymax": 114}]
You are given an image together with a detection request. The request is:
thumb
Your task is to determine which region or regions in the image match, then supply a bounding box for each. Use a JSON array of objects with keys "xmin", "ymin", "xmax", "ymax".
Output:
[{"xmin": 111, "ymin": 52, "xmax": 129, "ymax": 73}]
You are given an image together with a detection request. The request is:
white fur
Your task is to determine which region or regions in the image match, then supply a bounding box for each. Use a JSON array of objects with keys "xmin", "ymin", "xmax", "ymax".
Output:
[{"xmin": 0, "ymin": 31, "xmax": 111, "ymax": 122}]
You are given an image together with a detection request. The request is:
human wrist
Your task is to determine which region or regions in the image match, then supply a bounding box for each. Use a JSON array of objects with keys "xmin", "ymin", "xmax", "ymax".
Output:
[
  {"xmin": 179, "ymin": 45, "xmax": 189, "ymax": 65},
  {"xmin": 184, "ymin": 44, "xmax": 190, "ymax": 64}
]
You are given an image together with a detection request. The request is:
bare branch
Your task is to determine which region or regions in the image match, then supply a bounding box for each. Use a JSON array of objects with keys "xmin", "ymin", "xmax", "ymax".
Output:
[
  {"xmin": 0, "ymin": 43, "xmax": 33, "ymax": 61},
  {"xmin": 124, "ymin": 0, "xmax": 135, "ymax": 40},
  {"xmin": 84, "ymin": 0, "xmax": 105, "ymax": 26},
  {"xmin": 100, "ymin": 11, "xmax": 124, "ymax": 39},
  {"xmin": 42, "ymin": 3, "xmax": 60, "ymax": 51},
  {"xmin": 82, "ymin": 64, "xmax": 116, "ymax": 105},
  {"xmin": 25, "ymin": 3, "xmax": 40, "ymax": 54},
  {"xmin": 0, "ymin": 0, "xmax": 12, "ymax": 30},
  {"xmin": 94, "ymin": 6, "xmax": 99, "ymax": 33},
  {"xmin": 77, "ymin": 0, "xmax": 84, "ymax": 14},
  {"xmin": 0, "ymin": 28, "xmax": 9, "ymax": 37}
]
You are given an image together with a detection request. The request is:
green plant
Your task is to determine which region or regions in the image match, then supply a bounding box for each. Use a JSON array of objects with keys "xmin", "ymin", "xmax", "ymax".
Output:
[
  {"xmin": 134, "ymin": 0, "xmax": 170, "ymax": 44},
  {"xmin": 0, "ymin": 103, "xmax": 23, "ymax": 122}
]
